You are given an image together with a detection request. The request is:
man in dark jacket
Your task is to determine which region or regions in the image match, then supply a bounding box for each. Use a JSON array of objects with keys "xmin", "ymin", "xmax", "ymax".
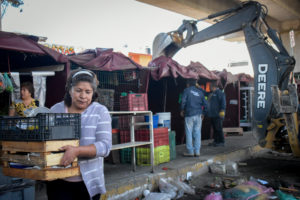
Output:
[
  {"xmin": 181, "ymin": 79, "xmax": 207, "ymax": 157},
  {"xmin": 207, "ymin": 81, "xmax": 226, "ymax": 147}
]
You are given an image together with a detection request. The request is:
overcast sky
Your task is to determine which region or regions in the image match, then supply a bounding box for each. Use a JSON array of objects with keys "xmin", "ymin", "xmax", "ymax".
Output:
[{"xmin": 2, "ymin": 0, "xmax": 253, "ymax": 75}]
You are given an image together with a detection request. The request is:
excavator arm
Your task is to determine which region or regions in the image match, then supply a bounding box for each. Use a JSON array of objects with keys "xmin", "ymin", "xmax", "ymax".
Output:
[{"xmin": 152, "ymin": 1, "xmax": 300, "ymax": 155}]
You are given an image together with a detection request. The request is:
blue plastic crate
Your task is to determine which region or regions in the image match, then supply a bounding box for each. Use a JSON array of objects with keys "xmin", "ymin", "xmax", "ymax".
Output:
[{"xmin": 144, "ymin": 115, "xmax": 159, "ymax": 128}]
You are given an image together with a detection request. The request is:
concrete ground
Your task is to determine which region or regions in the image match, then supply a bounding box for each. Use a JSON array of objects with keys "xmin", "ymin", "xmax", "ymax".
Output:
[{"xmin": 102, "ymin": 131, "xmax": 263, "ymax": 200}]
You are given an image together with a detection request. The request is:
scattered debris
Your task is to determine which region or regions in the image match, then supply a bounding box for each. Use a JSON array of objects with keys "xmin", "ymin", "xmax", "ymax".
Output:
[
  {"xmin": 209, "ymin": 161, "xmax": 239, "ymax": 176},
  {"xmin": 209, "ymin": 162, "xmax": 226, "ymax": 175},
  {"xmin": 204, "ymin": 192, "xmax": 223, "ymax": 200},
  {"xmin": 223, "ymin": 181, "xmax": 274, "ymax": 200},
  {"xmin": 276, "ymin": 190, "xmax": 298, "ymax": 200}
]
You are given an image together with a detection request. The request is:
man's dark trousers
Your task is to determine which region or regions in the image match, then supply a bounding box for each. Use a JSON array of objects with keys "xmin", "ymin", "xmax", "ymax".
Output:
[{"xmin": 211, "ymin": 117, "xmax": 224, "ymax": 144}]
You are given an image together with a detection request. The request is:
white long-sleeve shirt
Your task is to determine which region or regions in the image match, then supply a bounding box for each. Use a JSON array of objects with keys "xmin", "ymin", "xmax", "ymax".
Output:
[{"xmin": 50, "ymin": 101, "xmax": 112, "ymax": 197}]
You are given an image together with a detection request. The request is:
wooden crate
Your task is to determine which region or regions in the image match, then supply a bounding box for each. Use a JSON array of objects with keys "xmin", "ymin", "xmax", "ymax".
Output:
[
  {"xmin": 223, "ymin": 127, "xmax": 243, "ymax": 136},
  {"xmin": 1, "ymin": 140, "xmax": 80, "ymax": 181}
]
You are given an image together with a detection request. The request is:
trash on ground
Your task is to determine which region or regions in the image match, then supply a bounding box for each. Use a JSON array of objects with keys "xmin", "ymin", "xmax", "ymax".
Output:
[
  {"xmin": 204, "ymin": 192, "xmax": 223, "ymax": 200},
  {"xmin": 238, "ymin": 162, "xmax": 247, "ymax": 166},
  {"xmin": 223, "ymin": 181, "xmax": 274, "ymax": 200},
  {"xmin": 279, "ymin": 187, "xmax": 300, "ymax": 193},
  {"xmin": 257, "ymin": 179, "xmax": 269, "ymax": 185},
  {"xmin": 158, "ymin": 178, "xmax": 178, "ymax": 199},
  {"xmin": 225, "ymin": 161, "xmax": 239, "ymax": 176},
  {"xmin": 276, "ymin": 190, "xmax": 298, "ymax": 200},
  {"xmin": 152, "ymin": 177, "xmax": 196, "ymax": 199},
  {"xmin": 168, "ymin": 177, "xmax": 195, "ymax": 195},
  {"xmin": 210, "ymin": 162, "xmax": 226, "ymax": 175},
  {"xmin": 142, "ymin": 189, "xmax": 172, "ymax": 200},
  {"xmin": 210, "ymin": 161, "xmax": 239, "ymax": 176}
]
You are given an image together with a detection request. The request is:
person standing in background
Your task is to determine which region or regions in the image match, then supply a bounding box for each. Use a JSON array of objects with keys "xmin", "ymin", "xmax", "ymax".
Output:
[
  {"xmin": 181, "ymin": 79, "xmax": 207, "ymax": 157},
  {"xmin": 207, "ymin": 81, "xmax": 226, "ymax": 147}
]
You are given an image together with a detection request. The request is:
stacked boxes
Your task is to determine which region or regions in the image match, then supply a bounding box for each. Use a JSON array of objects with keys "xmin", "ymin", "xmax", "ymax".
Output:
[
  {"xmin": 136, "ymin": 145, "xmax": 170, "ymax": 166},
  {"xmin": 135, "ymin": 128, "xmax": 169, "ymax": 147},
  {"xmin": 136, "ymin": 127, "xmax": 170, "ymax": 166},
  {"xmin": 120, "ymin": 93, "xmax": 148, "ymax": 111}
]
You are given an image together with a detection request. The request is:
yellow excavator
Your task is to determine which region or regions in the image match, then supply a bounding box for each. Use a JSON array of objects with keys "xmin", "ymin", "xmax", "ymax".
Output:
[{"xmin": 152, "ymin": 1, "xmax": 300, "ymax": 156}]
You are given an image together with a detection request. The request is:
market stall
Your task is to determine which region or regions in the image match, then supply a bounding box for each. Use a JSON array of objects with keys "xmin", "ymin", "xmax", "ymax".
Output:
[
  {"xmin": 0, "ymin": 31, "xmax": 69, "ymax": 112},
  {"xmin": 68, "ymin": 48, "xmax": 149, "ymax": 111},
  {"xmin": 148, "ymin": 56, "xmax": 219, "ymax": 144}
]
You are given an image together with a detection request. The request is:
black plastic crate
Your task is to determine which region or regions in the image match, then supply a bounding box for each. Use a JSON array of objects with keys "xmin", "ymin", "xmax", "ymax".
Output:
[{"xmin": 0, "ymin": 113, "xmax": 81, "ymax": 141}]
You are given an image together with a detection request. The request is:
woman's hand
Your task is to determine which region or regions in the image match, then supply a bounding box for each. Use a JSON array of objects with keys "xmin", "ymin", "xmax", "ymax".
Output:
[{"xmin": 60, "ymin": 145, "xmax": 79, "ymax": 167}]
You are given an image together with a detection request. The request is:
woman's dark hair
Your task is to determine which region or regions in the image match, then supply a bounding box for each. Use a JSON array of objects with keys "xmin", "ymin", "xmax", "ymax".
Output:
[
  {"xmin": 21, "ymin": 82, "xmax": 34, "ymax": 98},
  {"xmin": 64, "ymin": 69, "xmax": 99, "ymax": 107}
]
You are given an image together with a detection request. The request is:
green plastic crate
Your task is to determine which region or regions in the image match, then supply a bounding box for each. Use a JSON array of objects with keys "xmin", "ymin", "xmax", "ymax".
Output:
[
  {"xmin": 169, "ymin": 131, "xmax": 176, "ymax": 160},
  {"xmin": 120, "ymin": 148, "xmax": 132, "ymax": 164},
  {"xmin": 136, "ymin": 145, "xmax": 170, "ymax": 166}
]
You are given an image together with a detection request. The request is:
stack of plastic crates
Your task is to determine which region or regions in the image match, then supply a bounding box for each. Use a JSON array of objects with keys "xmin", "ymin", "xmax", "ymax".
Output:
[
  {"xmin": 120, "ymin": 93, "xmax": 148, "ymax": 111},
  {"xmin": 136, "ymin": 127, "xmax": 170, "ymax": 166},
  {"xmin": 0, "ymin": 113, "xmax": 81, "ymax": 141},
  {"xmin": 118, "ymin": 115, "xmax": 145, "ymax": 164}
]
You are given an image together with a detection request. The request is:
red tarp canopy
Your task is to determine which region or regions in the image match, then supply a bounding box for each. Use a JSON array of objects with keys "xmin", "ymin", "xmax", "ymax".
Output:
[
  {"xmin": 237, "ymin": 73, "xmax": 254, "ymax": 83},
  {"xmin": 149, "ymin": 56, "xmax": 199, "ymax": 80},
  {"xmin": 186, "ymin": 61, "xmax": 219, "ymax": 80},
  {"xmin": 0, "ymin": 31, "xmax": 68, "ymax": 65},
  {"xmin": 68, "ymin": 48, "xmax": 143, "ymax": 71},
  {"xmin": 149, "ymin": 56, "xmax": 220, "ymax": 81}
]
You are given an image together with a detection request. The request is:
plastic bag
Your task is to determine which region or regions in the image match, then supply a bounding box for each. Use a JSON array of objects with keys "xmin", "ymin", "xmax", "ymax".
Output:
[
  {"xmin": 158, "ymin": 178, "xmax": 178, "ymax": 199},
  {"xmin": 223, "ymin": 181, "xmax": 274, "ymax": 200},
  {"xmin": 225, "ymin": 161, "xmax": 239, "ymax": 176},
  {"xmin": 3, "ymin": 73, "xmax": 13, "ymax": 92},
  {"xmin": 168, "ymin": 178, "xmax": 195, "ymax": 195},
  {"xmin": 210, "ymin": 162, "xmax": 226, "ymax": 175},
  {"xmin": 276, "ymin": 190, "xmax": 298, "ymax": 200},
  {"xmin": 0, "ymin": 73, "xmax": 5, "ymax": 93},
  {"xmin": 204, "ymin": 192, "xmax": 223, "ymax": 200},
  {"xmin": 143, "ymin": 190, "xmax": 172, "ymax": 200}
]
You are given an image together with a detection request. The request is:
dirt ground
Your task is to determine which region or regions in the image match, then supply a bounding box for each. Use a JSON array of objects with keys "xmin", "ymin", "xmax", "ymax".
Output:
[{"xmin": 178, "ymin": 154, "xmax": 300, "ymax": 199}]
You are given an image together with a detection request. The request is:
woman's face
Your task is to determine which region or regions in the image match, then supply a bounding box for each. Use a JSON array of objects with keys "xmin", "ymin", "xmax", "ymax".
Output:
[
  {"xmin": 21, "ymin": 87, "xmax": 31, "ymax": 100},
  {"xmin": 70, "ymin": 81, "xmax": 94, "ymax": 110}
]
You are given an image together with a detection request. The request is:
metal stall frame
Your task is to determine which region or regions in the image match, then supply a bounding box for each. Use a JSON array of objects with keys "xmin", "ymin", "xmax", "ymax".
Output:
[{"xmin": 109, "ymin": 111, "xmax": 154, "ymax": 173}]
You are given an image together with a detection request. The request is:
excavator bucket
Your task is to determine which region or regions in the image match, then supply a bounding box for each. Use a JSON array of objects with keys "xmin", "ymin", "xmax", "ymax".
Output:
[{"xmin": 152, "ymin": 33, "xmax": 175, "ymax": 59}]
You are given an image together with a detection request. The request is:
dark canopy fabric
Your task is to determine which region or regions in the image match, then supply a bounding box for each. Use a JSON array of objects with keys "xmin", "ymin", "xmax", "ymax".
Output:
[
  {"xmin": 68, "ymin": 48, "xmax": 143, "ymax": 71},
  {"xmin": 236, "ymin": 73, "xmax": 253, "ymax": 83},
  {"xmin": 149, "ymin": 56, "xmax": 199, "ymax": 81},
  {"xmin": 213, "ymin": 69, "xmax": 238, "ymax": 88},
  {"xmin": 0, "ymin": 31, "xmax": 68, "ymax": 64},
  {"xmin": 186, "ymin": 61, "xmax": 219, "ymax": 80}
]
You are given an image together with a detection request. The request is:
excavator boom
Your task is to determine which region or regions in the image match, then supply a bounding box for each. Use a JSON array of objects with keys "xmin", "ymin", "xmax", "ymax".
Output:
[{"xmin": 152, "ymin": 1, "xmax": 299, "ymax": 155}]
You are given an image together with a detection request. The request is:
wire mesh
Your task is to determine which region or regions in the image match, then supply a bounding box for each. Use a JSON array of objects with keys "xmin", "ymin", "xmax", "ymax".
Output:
[{"xmin": 95, "ymin": 70, "xmax": 141, "ymax": 111}]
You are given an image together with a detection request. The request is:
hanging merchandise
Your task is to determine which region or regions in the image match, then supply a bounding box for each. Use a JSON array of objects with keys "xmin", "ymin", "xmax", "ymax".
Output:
[
  {"xmin": 0, "ymin": 73, "xmax": 6, "ymax": 93},
  {"xmin": 3, "ymin": 73, "xmax": 13, "ymax": 92},
  {"xmin": 32, "ymin": 73, "xmax": 47, "ymax": 107},
  {"xmin": 10, "ymin": 72, "xmax": 21, "ymax": 102}
]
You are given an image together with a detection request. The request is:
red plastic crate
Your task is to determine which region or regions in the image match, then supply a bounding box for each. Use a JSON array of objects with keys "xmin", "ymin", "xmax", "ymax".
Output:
[
  {"xmin": 136, "ymin": 128, "xmax": 169, "ymax": 147},
  {"xmin": 120, "ymin": 93, "xmax": 148, "ymax": 111},
  {"xmin": 118, "ymin": 115, "xmax": 144, "ymax": 130},
  {"xmin": 119, "ymin": 130, "xmax": 131, "ymax": 143}
]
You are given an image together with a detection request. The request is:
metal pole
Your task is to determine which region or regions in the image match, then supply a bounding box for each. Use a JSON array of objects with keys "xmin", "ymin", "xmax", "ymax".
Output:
[
  {"xmin": 149, "ymin": 111, "xmax": 154, "ymax": 173},
  {"xmin": 130, "ymin": 115, "xmax": 136, "ymax": 171},
  {"xmin": 163, "ymin": 79, "xmax": 167, "ymax": 112}
]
